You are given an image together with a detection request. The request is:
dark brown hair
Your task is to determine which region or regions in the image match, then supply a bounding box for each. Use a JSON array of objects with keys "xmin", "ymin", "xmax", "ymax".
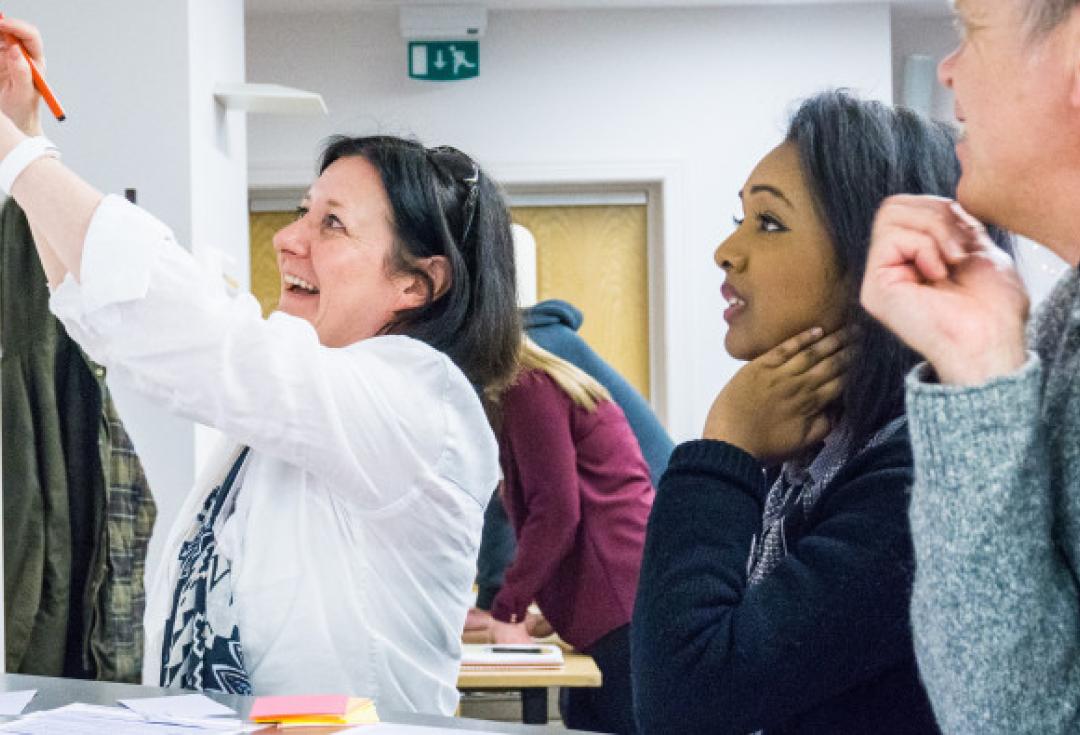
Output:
[
  {"xmin": 787, "ymin": 91, "xmax": 1012, "ymax": 447},
  {"xmin": 320, "ymin": 135, "xmax": 520, "ymax": 392}
]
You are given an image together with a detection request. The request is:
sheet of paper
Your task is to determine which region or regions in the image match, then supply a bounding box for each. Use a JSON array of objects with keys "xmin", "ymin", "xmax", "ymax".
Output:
[
  {"xmin": 0, "ymin": 690, "xmax": 35, "ymax": 716},
  {"xmin": 460, "ymin": 643, "xmax": 564, "ymax": 667},
  {"xmin": 118, "ymin": 693, "xmax": 237, "ymax": 719},
  {"xmin": 0, "ymin": 703, "xmax": 258, "ymax": 735},
  {"xmin": 340, "ymin": 725, "xmax": 508, "ymax": 735}
]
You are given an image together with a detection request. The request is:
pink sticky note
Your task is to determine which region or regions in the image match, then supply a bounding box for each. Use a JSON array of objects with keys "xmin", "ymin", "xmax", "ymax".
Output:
[{"xmin": 249, "ymin": 694, "xmax": 350, "ymax": 721}]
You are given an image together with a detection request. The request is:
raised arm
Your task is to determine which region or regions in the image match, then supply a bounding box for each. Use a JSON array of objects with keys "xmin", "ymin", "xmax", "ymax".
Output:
[
  {"xmin": 0, "ymin": 20, "xmax": 101, "ymax": 282},
  {"xmin": 862, "ymin": 196, "xmax": 1080, "ymax": 732},
  {"xmin": 0, "ymin": 18, "xmax": 78, "ymax": 286},
  {"xmin": 0, "ymin": 18, "xmax": 492, "ymax": 511}
]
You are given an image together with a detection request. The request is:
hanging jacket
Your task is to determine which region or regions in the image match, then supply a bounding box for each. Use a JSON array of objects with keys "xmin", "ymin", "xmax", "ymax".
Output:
[{"xmin": 0, "ymin": 197, "xmax": 155, "ymax": 682}]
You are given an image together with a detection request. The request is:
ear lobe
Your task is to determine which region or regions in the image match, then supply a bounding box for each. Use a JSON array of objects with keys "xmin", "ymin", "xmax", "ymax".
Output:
[
  {"xmin": 425, "ymin": 255, "xmax": 452, "ymax": 300},
  {"xmin": 401, "ymin": 255, "xmax": 452, "ymax": 308}
]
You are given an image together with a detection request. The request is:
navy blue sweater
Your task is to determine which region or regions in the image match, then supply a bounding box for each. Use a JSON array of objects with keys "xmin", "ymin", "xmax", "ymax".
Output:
[{"xmin": 631, "ymin": 430, "xmax": 939, "ymax": 734}]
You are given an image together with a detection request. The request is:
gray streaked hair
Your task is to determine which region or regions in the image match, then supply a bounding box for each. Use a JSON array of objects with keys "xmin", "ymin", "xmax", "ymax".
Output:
[{"xmin": 1026, "ymin": 0, "xmax": 1080, "ymax": 36}]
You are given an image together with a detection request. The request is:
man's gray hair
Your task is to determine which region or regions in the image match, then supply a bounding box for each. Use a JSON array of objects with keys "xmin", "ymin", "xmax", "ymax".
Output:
[{"xmin": 1027, "ymin": 0, "xmax": 1080, "ymax": 36}]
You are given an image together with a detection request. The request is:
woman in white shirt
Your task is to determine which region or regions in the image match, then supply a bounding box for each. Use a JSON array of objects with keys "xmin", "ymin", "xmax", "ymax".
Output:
[{"xmin": 0, "ymin": 18, "xmax": 519, "ymax": 716}]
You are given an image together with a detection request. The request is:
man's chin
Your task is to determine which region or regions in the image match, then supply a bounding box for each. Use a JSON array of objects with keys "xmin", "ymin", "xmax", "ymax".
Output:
[{"xmin": 955, "ymin": 175, "xmax": 997, "ymax": 226}]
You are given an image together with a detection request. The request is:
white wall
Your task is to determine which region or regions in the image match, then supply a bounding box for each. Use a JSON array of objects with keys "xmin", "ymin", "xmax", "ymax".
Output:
[
  {"xmin": 246, "ymin": 3, "xmax": 895, "ymax": 441},
  {"xmin": 186, "ymin": 1, "xmax": 251, "ymax": 480},
  {"xmin": 5, "ymin": 1, "xmax": 193, "ymax": 237},
  {"xmin": 891, "ymin": 11, "xmax": 957, "ymax": 121},
  {"xmin": 190, "ymin": 1, "xmax": 251, "ymax": 296},
  {"xmin": 1, "ymin": 0, "xmax": 249, "ymax": 581}
]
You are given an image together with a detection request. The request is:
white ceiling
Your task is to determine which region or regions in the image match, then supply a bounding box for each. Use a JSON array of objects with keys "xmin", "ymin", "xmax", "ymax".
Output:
[{"xmin": 246, "ymin": 0, "xmax": 950, "ymax": 17}]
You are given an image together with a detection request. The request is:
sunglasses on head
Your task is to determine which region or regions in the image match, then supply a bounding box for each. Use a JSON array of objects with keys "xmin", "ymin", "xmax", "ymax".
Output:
[{"xmin": 426, "ymin": 145, "xmax": 481, "ymax": 246}]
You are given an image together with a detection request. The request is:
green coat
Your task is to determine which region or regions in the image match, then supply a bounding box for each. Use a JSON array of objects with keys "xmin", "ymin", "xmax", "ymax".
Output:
[{"xmin": 0, "ymin": 197, "xmax": 155, "ymax": 682}]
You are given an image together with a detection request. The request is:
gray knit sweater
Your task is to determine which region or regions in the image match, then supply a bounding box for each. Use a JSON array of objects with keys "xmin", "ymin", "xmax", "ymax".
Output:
[{"xmin": 906, "ymin": 266, "xmax": 1080, "ymax": 735}]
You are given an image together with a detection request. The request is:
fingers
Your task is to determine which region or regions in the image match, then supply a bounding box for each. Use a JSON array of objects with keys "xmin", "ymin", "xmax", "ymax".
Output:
[
  {"xmin": 802, "ymin": 413, "xmax": 833, "ymax": 448},
  {"xmin": 0, "ymin": 39, "xmax": 28, "ymax": 81},
  {"xmin": 777, "ymin": 327, "xmax": 853, "ymax": 376},
  {"xmin": 0, "ymin": 17, "xmax": 44, "ymax": 65},
  {"xmin": 762, "ymin": 326, "xmax": 826, "ymax": 368},
  {"xmin": 0, "ymin": 16, "xmax": 34, "ymax": 98},
  {"xmin": 800, "ymin": 346, "xmax": 852, "ymax": 390},
  {"xmin": 806, "ymin": 374, "xmax": 844, "ymax": 412},
  {"xmin": 774, "ymin": 337, "xmax": 849, "ymax": 414},
  {"xmin": 947, "ymin": 201, "xmax": 991, "ymax": 243},
  {"xmin": 881, "ymin": 195, "xmax": 977, "ymax": 261},
  {"xmin": 899, "ymin": 229, "xmax": 951, "ymax": 282},
  {"xmin": 949, "ymin": 201, "xmax": 1018, "ymax": 269},
  {"xmin": 795, "ymin": 377, "xmax": 844, "ymax": 449},
  {"xmin": 865, "ymin": 195, "xmax": 983, "ymax": 293}
]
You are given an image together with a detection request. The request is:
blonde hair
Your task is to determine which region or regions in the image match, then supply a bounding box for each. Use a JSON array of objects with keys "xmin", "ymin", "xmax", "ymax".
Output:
[{"xmin": 518, "ymin": 337, "xmax": 611, "ymax": 412}]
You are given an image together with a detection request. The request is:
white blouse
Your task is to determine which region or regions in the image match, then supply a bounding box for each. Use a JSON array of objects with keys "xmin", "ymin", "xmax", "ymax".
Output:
[{"xmin": 49, "ymin": 195, "xmax": 497, "ymax": 715}]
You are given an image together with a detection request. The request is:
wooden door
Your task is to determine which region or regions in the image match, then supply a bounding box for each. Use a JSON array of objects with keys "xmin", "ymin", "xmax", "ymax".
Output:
[
  {"xmin": 512, "ymin": 204, "xmax": 650, "ymax": 399},
  {"xmin": 248, "ymin": 210, "xmax": 292, "ymax": 317}
]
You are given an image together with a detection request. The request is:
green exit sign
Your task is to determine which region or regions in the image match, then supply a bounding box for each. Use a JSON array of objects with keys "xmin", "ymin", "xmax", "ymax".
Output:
[{"xmin": 409, "ymin": 41, "xmax": 479, "ymax": 81}]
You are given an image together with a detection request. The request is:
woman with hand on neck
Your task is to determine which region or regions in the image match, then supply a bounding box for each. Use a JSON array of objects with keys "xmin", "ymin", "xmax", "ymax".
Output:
[{"xmin": 631, "ymin": 91, "xmax": 1010, "ymax": 735}]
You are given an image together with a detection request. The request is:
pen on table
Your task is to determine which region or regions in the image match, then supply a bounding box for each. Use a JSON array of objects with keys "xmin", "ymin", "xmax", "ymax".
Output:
[
  {"xmin": 0, "ymin": 14, "xmax": 66, "ymax": 122},
  {"xmin": 490, "ymin": 647, "xmax": 545, "ymax": 654}
]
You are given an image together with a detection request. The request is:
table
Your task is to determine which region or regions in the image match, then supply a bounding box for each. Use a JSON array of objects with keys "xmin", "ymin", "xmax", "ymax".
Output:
[
  {"xmin": 457, "ymin": 654, "xmax": 602, "ymax": 726},
  {"xmin": 0, "ymin": 673, "xmax": 586, "ymax": 733}
]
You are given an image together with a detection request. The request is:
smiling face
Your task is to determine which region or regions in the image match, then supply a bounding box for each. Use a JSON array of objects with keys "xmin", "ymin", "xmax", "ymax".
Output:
[
  {"xmin": 272, "ymin": 156, "xmax": 424, "ymax": 348},
  {"xmin": 940, "ymin": 0, "xmax": 1079, "ymax": 242},
  {"xmin": 714, "ymin": 142, "xmax": 845, "ymax": 361}
]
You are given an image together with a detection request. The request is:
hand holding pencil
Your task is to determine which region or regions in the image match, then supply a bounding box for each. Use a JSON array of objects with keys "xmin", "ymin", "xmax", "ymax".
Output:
[{"xmin": 0, "ymin": 15, "xmax": 63, "ymax": 137}]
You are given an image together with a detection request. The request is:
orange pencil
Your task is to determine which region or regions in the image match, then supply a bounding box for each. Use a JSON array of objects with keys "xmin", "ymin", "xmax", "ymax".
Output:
[
  {"xmin": 0, "ymin": 14, "xmax": 65, "ymax": 122},
  {"xmin": 19, "ymin": 44, "xmax": 65, "ymax": 122}
]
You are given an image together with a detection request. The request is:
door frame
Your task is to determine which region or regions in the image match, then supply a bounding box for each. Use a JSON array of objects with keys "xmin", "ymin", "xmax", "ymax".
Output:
[{"xmin": 495, "ymin": 160, "xmax": 684, "ymax": 428}]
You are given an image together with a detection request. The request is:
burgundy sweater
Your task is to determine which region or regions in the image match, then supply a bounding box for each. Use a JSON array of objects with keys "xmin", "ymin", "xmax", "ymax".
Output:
[{"xmin": 491, "ymin": 369, "xmax": 655, "ymax": 651}]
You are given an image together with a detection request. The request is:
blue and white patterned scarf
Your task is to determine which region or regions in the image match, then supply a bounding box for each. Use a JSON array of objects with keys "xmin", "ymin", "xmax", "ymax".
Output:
[{"xmin": 159, "ymin": 448, "xmax": 253, "ymax": 694}]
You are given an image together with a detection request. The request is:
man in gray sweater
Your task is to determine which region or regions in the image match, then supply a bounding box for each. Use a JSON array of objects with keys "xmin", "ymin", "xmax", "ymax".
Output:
[{"xmin": 860, "ymin": 1, "xmax": 1080, "ymax": 733}]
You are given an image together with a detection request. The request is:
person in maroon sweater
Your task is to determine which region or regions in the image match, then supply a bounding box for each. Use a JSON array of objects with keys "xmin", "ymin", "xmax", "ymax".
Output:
[{"xmin": 488, "ymin": 337, "xmax": 655, "ymax": 735}]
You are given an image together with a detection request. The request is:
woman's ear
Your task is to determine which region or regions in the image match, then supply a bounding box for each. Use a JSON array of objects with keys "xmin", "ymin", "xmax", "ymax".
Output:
[{"xmin": 401, "ymin": 255, "xmax": 452, "ymax": 307}]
